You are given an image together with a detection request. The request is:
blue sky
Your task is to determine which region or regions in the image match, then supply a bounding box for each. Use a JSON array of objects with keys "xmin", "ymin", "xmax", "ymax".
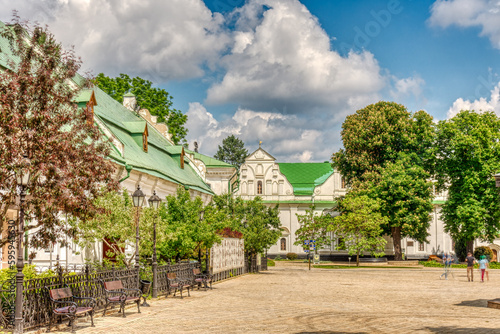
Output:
[{"xmin": 1, "ymin": 0, "xmax": 500, "ymax": 162}]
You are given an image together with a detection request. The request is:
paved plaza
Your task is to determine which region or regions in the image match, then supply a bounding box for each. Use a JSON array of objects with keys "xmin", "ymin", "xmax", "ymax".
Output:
[{"xmin": 50, "ymin": 264, "xmax": 500, "ymax": 334}]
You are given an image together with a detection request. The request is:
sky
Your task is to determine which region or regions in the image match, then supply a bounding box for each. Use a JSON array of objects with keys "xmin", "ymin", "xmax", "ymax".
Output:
[{"xmin": 1, "ymin": 0, "xmax": 500, "ymax": 163}]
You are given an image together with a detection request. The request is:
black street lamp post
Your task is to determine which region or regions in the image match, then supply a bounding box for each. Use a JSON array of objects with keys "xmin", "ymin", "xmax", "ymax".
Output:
[
  {"xmin": 198, "ymin": 210, "xmax": 204, "ymax": 267},
  {"xmin": 14, "ymin": 155, "xmax": 31, "ymax": 334},
  {"xmin": 132, "ymin": 185, "xmax": 145, "ymax": 276},
  {"xmin": 148, "ymin": 191, "xmax": 161, "ymax": 299}
]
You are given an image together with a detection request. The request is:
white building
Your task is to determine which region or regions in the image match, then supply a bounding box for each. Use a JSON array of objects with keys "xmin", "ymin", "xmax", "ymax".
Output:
[{"xmin": 234, "ymin": 146, "xmax": 456, "ymax": 260}]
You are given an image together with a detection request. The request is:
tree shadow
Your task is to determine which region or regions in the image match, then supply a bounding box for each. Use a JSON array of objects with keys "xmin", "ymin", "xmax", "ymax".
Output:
[
  {"xmin": 454, "ymin": 299, "xmax": 489, "ymax": 308},
  {"xmin": 424, "ymin": 326, "xmax": 500, "ymax": 333}
]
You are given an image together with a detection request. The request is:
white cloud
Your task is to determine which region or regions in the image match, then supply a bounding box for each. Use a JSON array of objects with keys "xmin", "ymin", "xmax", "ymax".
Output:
[
  {"xmin": 429, "ymin": 0, "xmax": 500, "ymax": 49},
  {"xmin": 390, "ymin": 75, "xmax": 425, "ymax": 101},
  {"xmin": 447, "ymin": 81, "xmax": 500, "ymax": 118},
  {"xmin": 186, "ymin": 103, "xmax": 340, "ymax": 162},
  {"xmin": 206, "ymin": 0, "xmax": 385, "ymax": 114},
  {"xmin": 0, "ymin": 0, "xmax": 229, "ymax": 81}
]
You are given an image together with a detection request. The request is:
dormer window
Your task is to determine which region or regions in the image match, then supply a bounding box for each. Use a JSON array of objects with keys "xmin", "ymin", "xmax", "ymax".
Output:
[
  {"xmin": 85, "ymin": 91, "xmax": 97, "ymax": 126},
  {"xmin": 142, "ymin": 125, "xmax": 148, "ymax": 152}
]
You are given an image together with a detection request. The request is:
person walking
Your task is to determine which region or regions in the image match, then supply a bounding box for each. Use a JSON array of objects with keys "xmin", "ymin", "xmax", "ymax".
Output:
[
  {"xmin": 440, "ymin": 253, "xmax": 451, "ymax": 280},
  {"xmin": 478, "ymin": 255, "xmax": 489, "ymax": 282},
  {"xmin": 465, "ymin": 252, "xmax": 476, "ymax": 282}
]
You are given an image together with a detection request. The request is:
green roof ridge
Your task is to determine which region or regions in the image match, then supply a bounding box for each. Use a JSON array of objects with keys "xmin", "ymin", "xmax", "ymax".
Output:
[{"xmin": 277, "ymin": 162, "xmax": 334, "ymax": 196}]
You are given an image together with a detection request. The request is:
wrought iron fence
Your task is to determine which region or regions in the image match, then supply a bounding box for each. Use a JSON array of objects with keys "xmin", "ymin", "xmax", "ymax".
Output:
[{"xmin": 1, "ymin": 259, "xmax": 247, "ymax": 331}]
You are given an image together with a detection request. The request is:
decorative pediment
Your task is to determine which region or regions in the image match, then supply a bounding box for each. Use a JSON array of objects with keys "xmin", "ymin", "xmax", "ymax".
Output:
[{"xmin": 246, "ymin": 148, "xmax": 275, "ymax": 162}]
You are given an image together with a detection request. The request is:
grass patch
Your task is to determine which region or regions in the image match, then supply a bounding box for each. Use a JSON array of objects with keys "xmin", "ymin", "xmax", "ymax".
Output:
[
  {"xmin": 419, "ymin": 260, "xmax": 500, "ymax": 269},
  {"xmin": 267, "ymin": 259, "xmax": 275, "ymax": 267},
  {"xmin": 314, "ymin": 265, "xmax": 421, "ymax": 269}
]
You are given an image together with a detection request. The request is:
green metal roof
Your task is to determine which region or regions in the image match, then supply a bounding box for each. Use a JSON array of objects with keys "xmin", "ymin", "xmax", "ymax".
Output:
[
  {"xmin": 122, "ymin": 121, "xmax": 147, "ymax": 134},
  {"xmin": 73, "ymin": 90, "xmax": 94, "ymax": 103},
  {"xmin": 263, "ymin": 200, "xmax": 337, "ymax": 205},
  {"xmin": 124, "ymin": 92, "xmax": 135, "ymax": 97},
  {"xmin": 69, "ymin": 74, "xmax": 213, "ymax": 195},
  {"xmin": 277, "ymin": 162, "xmax": 334, "ymax": 196},
  {"xmin": 186, "ymin": 150, "xmax": 235, "ymax": 168},
  {"xmin": 0, "ymin": 22, "xmax": 20, "ymax": 71}
]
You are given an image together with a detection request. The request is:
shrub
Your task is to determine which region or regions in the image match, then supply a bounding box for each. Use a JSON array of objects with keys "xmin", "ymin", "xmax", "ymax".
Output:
[
  {"xmin": 274, "ymin": 255, "xmax": 282, "ymax": 261},
  {"xmin": 474, "ymin": 246, "xmax": 494, "ymax": 261},
  {"xmin": 286, "ymin": 252, "xmax": 298, "ymax": 260}
]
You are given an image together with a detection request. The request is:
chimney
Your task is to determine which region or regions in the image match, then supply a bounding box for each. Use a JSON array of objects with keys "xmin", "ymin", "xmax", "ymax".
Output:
[
  {"xmin": 123, "ymin": 92, "xmax": 136, "ymax": 111},
  {"xmin": 180, "ymin": 146, "xmax": 185, "ymax": 169}
]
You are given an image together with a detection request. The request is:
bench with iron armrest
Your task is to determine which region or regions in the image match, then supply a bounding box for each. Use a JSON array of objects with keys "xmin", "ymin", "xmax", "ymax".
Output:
[
  {"xmin": 100, "ymin": 279, "xmax": 141, "ymax": 318},
  {"xmin": 46, "ymin": 286, "xmax": 96, "ymax": 333},
  {"xmin": 192, "ymin": 268, "xmax": 213, "ymax": 291},
  {"xmin": 167, "ymin": 272, "xmax": 192, "ymax": 298}
]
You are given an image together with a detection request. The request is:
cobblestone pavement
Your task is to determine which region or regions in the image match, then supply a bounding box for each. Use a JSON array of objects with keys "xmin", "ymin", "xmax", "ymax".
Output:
[{"xmin": 50, "ymin": 265, "xmax": 500, "ymax": 334}]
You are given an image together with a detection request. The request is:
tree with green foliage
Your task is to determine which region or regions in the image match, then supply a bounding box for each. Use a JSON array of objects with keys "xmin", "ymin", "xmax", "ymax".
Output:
[
  {"xmin": 435, "ymin": 110, "xmax": 500, "ymax": 254},
  {"xmin": 294, "ymin": 206, "xmax": 333, "ymax": 255},
  {"xmin": 73, "ymin": 190, "xmax": 135, "ymax": 267},
  {"xmin": 330, "ymin": 192, "xmax": 387, "ymax": 266},
  {"xmin": 94, "ymin": 73, "xmax": 188, "ymax": 145},
  {"xmin": 241, "ymin": 197, "xmax": 281, "ymax": 265},
  {"xmin": 212, "ymin": 194, "xmax": 280, "ymax": 268},
  {"xmin": 371, "ymin": 156, "xmax": 433, "ymax": 258},
  {"xmin": 214, "ymin": 135, "xmax": 248, "ymax": 168},
  {"xmin": 332, "ymin": 101, "xmax": 435, "ymax": 260}
]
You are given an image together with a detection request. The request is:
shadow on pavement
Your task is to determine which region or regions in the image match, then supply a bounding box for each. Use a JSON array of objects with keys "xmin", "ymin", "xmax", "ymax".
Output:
[
  {"xmin": 454, "ymin": 299, "xmax": 489, "ymax": 308},
  {"xmin": 424, "ymin": 326, "xmax": 500, "ymax": 333}
]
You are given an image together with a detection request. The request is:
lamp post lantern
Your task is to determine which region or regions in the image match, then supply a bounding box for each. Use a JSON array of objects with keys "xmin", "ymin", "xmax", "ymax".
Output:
[
  {"xmin": 132, "ymin": 185, "xmax": 145, "ymax": 273},
  {"xmin": 148, "ymin": 191, "xmax": 161, "ymax": 299},
  {"xmin": 14, "ymin": 154, "xmax": 31, "ymax": 334}
]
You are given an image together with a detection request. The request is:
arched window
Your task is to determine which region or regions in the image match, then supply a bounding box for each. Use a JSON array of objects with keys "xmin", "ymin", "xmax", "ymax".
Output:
[
  {"xmin": 257, "ymin": 181, "xmax": 263, "ymax": 194},
  {"xmin": 280, "ymin": 238, "xmax": 286, "ymax": 251}
]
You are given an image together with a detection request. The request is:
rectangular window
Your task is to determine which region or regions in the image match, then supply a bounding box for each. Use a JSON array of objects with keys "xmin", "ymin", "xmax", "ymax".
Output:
[
  {"xmin": 341, "ymin": 177, "xmax": 346, "ymax": 189},
  {"xmin": 407, "ymin": 241, "xmax": 414, "ymax": 247},
  {"xmin": 418, "ymin": 243, "xmax": 425, "ymax": 251}
]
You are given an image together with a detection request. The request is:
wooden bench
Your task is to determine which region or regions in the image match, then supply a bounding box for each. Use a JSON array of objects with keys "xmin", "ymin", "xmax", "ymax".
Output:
[
  {"xmin": 192, "ymin": 268, "xmax": 213, "ymax": 291},
  {"xmin": 167, "ymin": 272, "xmax": 191, "ymax": 298},
  {"xmin": 100, "ymin": 279, "xmax": 141, "ymax": 318},
  {"xmin": 46, "ymin": 286, "xmax": 95, "ymax": 333}
]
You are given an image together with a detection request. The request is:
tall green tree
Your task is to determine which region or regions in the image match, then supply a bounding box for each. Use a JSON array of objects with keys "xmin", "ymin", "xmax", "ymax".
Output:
[
  {"xmin": 331, "ymin": 192, "xmax": 387, "ymax": 266},
  {"xmin": 94, "ymin": 73, "xmax": 188, "ymax": 145},
  {"xmin": 435, "ymin": 110, "xmax": 500, "ymax": 253},
  {"xmin": 214, "ymin": 135, "xmax": 248, "ymax": 168},
  {"xmin": 371, "ymin": 157, "xmax": 433, "ymax": 258},
  {"xmin": 241, "ymin": 197, "xmax": 281, "ymax": 262},
  {"xmin": 332, "ymin": 101, "xmax": 435, "ymax": 260},
  {"xmin": 294, "ymin": 206, "xmax": 333, "ymax": 254},
  {"xmin": 0, "ymin": 18, "xmax": 117, "ymax": 249}
]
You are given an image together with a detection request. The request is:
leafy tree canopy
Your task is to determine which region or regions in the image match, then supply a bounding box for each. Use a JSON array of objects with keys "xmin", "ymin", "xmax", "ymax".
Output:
[
  {"xmin": 435, "ymin": 110, "xmax": 500, "ymax": 252},
  {"xmin": 214, "ymin": 135, "xmax": 248, "ymax": 168},
  {"xmin": 212, "ymin": 194, "xmax": 281, "ymax": 257},
  {"xmin": 0, "ymin": 18, "xmax": 117, "ymax": 249},
  {"xmin": 332, "ymin": 101, "xmax": 435, "ymax": 260},
  {"xmin": 94, "ymin": 73, "xmax": 188, "ymax": 145},
  {"xmin": 330, "ymin": 192, "xmax": 387, "ymax": 266},
  {"xmin": 294, "ymin": 206, "xmax": 333, "ymax": 253}
]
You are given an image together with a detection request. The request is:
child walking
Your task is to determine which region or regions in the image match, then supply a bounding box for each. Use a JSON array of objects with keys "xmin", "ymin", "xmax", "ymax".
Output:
[{"xmin": 478, "ymin": 255, "xmax": 489, "ymax": 282}]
